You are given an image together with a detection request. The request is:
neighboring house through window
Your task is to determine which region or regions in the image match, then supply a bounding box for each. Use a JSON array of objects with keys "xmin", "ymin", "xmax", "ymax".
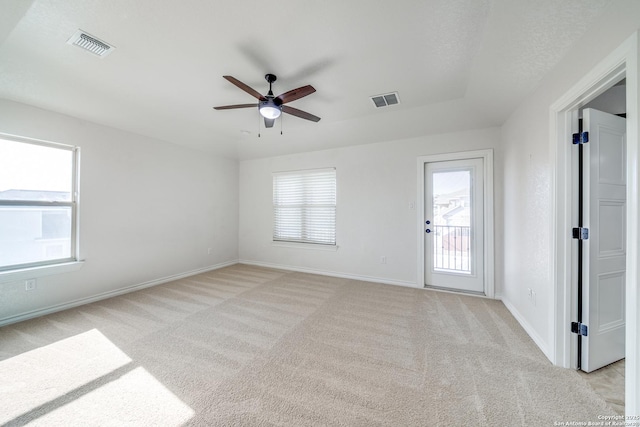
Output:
[
  {"xmin": 273, "ymin": 168, "xmax": 336, "ymax": 245},
  {"xmin": 0, "ymin": 135, "xmax": 79, "ymax": 271}
]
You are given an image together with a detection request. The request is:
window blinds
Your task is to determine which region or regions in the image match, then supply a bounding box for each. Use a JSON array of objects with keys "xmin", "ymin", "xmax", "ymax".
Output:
[{"xmin": 273, "ymin": 168, "xmax": 336, "ymax": 245}]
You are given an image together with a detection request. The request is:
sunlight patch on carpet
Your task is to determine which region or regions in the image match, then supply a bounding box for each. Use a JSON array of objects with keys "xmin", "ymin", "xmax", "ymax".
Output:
[{"xmin": 0, "ymin": 329, "xmax": 193, "ymax": 426}]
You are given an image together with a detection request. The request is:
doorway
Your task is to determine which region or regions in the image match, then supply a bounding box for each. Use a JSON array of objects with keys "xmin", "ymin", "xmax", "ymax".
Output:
[
  {"xmin": 550, "ymin": 32, "xmax": 639, "ymax": 416},
  {"xmin": 417, "ymin": 149, "xmax": 494, "ymax": 298},
  {"xmin": 424, "ymin": 158, "xmax": 484, "ymax": 293}
]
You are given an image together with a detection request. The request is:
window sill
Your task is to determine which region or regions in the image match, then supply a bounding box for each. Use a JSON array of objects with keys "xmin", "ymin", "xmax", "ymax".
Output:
[
  {"xmin": 0, "ymin": 260, "xmax": 85, "ymax": 283},
  {"xmin": 272, "ymin": 241, "xmax": 339, "ymax": 252}
]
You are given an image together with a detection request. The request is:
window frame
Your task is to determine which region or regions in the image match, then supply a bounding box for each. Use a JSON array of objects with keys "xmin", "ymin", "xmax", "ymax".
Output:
[
  {"xmin": 0, "ymin": 133, "xmax": 80, "ymax": 273},
  {"xmin": 272, "ymin": 167, "xmax": 337, "ymax": 247}
]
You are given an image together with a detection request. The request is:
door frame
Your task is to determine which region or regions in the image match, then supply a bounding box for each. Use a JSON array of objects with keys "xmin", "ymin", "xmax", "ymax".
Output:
[
  {"xmin": 417, "ymin": 149, "xmax": 495, "ymax": 298},
  {"xmin": 550, "ymin": 32, "xmax": 638, "ymax": 415}
]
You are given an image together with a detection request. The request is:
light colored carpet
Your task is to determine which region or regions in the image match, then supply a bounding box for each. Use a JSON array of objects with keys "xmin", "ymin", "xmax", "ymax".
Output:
[{"xmin": 0, "ymin": 264, "xmax": 616, "ymax": 426}]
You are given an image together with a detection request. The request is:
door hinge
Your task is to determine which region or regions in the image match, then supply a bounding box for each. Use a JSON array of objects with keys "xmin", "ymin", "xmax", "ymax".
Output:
[
  {"xmin": 572, "ymin": 131, "xmax": 589, "ymax": 144},
  {"xmin": 571, "ymin": 321, "xmax": 588, "ymax": 336},
  {"xmin": 572, "ymin": 227, "xmax": 589, "ymax": 240}
]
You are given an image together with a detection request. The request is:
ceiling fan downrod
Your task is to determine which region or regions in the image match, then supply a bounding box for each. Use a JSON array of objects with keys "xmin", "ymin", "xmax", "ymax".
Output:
[{"xmin": 265, "ymin": 73, "xmax": 277, "ymax": 96}]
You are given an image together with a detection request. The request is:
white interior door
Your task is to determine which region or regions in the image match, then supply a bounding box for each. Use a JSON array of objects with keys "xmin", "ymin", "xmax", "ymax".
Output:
[
  {"xmin": 425, "ymin": 158, "xmax": 484, "ymax": 293},
  {"xmin": 581, "ymin": 108, "xmax": 626, "ymax": 373}
]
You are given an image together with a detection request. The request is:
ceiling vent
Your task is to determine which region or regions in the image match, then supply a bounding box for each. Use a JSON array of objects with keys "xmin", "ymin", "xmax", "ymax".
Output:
[
  {"xmin": 371, "ymin": 92, "xmax": 400, "ymax": 108},
  {"xmin": 67, "ymin": 30, "xmax": 115, "ymax": 57}
]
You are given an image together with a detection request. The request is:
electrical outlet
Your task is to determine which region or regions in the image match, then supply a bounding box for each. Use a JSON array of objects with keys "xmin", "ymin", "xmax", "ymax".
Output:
[
  {"xmin": 527, "ymin": 288, "xmax": 532, "ymax": 299},
  {"xmin": 380, "ymin": 256, "xmax": 387, "ymax": 264},
  {"xmin": 25, "ymin": 279, "xmax": 37, "ymax": 291}
]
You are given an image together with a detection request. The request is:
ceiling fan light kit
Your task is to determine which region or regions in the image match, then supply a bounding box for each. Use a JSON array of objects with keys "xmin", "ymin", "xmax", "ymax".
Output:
[
  {"xmin": 259, "ymin": 100, "xmax": 282, "ymax": 119},
  {"xmin": 214, "ymin": 73, "xmax": 320, "ymax": 130}
]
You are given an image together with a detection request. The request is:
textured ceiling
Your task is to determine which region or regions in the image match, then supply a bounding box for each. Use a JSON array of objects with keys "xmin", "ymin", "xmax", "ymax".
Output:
[{"xmin": 0, "ymin": 0, "xmax": 611, "ymax": 159}]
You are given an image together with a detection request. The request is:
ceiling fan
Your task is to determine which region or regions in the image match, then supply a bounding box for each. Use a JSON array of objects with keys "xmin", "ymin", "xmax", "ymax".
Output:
[{"xmin": 213, "ymin": 74, "xmax": 321, "ymax": 128}]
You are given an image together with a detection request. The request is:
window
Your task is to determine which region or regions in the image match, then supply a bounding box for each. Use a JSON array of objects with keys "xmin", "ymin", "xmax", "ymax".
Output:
[
  {"xmin": 273, "ymin": 168, "xmax": 336, "ymax": 245},
  {"xmin": 0, "ymin": 134, "xmax": 79, "ymax": 271}
]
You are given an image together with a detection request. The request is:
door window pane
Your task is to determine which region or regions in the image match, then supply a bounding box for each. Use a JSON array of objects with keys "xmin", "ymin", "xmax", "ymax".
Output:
[{"xmin": 431, "ymin": 170, "xmax": 471, "ymax": 273}]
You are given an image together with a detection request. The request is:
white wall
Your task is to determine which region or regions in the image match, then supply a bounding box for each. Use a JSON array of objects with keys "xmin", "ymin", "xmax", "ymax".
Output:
[
  {"xmin": 500, "ymin": 2, "xmax": 640, "ymax": 360},
  {"xmin": 239, "ymin": 128, "xmax": 502, "ymax": 288},
  {"xmin": 0, "ymin": 99, "xmax": 239, "ymax": 324}
]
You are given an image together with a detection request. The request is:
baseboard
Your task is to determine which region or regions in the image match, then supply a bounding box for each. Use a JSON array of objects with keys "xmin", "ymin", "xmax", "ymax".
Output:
[
  {"xmin": 239, "ymin": 259, "xmax": 418, "ymax": 288},
  {"xmin": 500, "ymin": 297, "xmax": 552, "ymax": 362},
  {"xmin": 0, "ymin": 259, "xmax": 239, "ymax": 327}
]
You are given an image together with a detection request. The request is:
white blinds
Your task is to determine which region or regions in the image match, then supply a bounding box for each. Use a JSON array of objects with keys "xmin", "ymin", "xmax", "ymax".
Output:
[{"xmin": 273, "ymin": 168, "xmax": 336, "ymax": 245}]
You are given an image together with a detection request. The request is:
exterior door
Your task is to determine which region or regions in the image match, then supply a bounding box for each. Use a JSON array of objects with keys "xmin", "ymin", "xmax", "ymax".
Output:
[
  {"xmin": 425, "ymin": 158, "xmax": 484, "ymax": 293},
  {"xmin": 581, "ymin": 108, "xmax": 626, "ymax": 372}
]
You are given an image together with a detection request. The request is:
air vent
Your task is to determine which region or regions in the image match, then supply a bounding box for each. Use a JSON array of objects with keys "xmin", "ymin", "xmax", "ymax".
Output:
[
  {"xmin": 67, "ymin": 30, "xmax": 115, "ymax": 57},
  {"xmin": 370, "ymin": 92, "xmax": 400, "ymax": 108}
]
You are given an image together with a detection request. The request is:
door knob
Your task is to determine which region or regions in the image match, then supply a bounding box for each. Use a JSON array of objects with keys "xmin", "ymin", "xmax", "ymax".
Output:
[
  {"xmin": 426, "ymin": 229, "xmax": 431, "ymax": 233},
  {"xmin": 426, "ymin": 220, "xmax": 431, "ymax": 224}
]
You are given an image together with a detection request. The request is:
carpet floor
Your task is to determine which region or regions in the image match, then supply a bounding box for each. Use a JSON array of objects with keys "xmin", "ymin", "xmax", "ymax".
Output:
[{"xmin": 0, "ymin": 264, "xmax": 616, "ymax": 426}]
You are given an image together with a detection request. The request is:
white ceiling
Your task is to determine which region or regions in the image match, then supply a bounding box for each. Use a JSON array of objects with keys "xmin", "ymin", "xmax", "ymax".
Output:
[{"xmin": 0, "ymin": 0, "xmax": 611, "ymax": 159}]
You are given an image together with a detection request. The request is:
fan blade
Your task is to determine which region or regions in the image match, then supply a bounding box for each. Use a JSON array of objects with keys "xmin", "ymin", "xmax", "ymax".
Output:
[
  {"xmin": 223, "ymin": 76, "xmax": 265, "ymax": 100},
  {"xmin": 213, "ymin": 103, "xmax": 257, "ymax": 110},
  {"xmin": 282, "ymin": 105, "xmax": 321, "ymax": 122},
  {"xmin": 264, "ymin": 118, "xmax": 275, "ymax": 128},
  {"xmin": 276, "ymin": 85, "xmax": 316, "ymax": 104}
]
